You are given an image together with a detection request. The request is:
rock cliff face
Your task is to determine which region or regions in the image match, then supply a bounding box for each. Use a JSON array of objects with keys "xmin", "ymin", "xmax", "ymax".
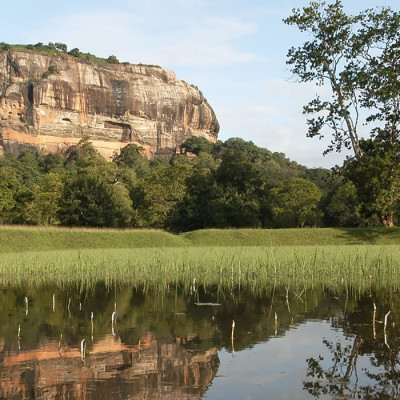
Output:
[{"xmin": 0, "ymin": 50, "xmax": 219, "ymax": 158}]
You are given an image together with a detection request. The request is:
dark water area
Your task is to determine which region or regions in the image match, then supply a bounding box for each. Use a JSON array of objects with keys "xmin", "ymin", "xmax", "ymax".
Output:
[{"xmin": 1, "ymin": 282, "xmax": 400, "ymax": 399}]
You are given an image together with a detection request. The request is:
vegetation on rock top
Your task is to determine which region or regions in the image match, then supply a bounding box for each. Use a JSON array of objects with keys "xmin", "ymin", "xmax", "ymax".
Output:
[{"xmin": 0, "ymin": 41, "xmax": 161, "ymax": 68}]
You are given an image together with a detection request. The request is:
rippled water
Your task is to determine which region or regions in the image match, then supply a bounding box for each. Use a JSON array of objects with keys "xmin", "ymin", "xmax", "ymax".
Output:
[{"xmin": 1, "ymin": 283, "xmax": 399, "ymax": 399}]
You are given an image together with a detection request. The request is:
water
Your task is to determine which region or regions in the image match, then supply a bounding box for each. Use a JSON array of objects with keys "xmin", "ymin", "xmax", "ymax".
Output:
[{"xmin": 1, "ymin": 283, "xmax": 399, "ymax": 399}]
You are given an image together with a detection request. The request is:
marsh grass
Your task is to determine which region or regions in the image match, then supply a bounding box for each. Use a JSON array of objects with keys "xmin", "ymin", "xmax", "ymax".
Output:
[{"xmin": 1, "ymin": 245, "xmax": 399, "ymax": 294}]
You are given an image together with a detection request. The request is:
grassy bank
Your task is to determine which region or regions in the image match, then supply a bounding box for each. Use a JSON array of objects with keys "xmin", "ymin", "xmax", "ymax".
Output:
[
  {"xmin": 183, "ymin": 227, "xmax": 400, "ymax": 246},
  {"xmin": 0, "ymin": 226, "xmax": 399, "ymax": 253},
  {"xmin": 0, "ymin": 226, "xmax": 188, "ymax": 253},
  {"xmin": 0, "ymin": 226, "xmax": 399, "ymax": 291}
]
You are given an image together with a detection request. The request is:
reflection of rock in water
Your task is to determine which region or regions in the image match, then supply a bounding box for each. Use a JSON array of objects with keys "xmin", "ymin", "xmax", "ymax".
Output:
[{"xmin": 0, "ymin": 334, "xmax": 220, "ymax": 399}]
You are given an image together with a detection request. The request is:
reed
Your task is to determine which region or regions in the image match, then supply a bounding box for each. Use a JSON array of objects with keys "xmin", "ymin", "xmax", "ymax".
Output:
[{"xmin": 0, "ymin": 245, "xmax": 399, "ymax": 293}]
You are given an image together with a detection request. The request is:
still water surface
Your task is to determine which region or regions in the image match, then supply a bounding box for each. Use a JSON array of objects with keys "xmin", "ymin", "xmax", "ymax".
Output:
[{"xmin": 1, "ymin": 283, "xmax": 399, "ymax": 399}]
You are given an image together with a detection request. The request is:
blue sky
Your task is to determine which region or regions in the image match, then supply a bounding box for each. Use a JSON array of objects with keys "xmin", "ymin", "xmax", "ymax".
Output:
[{"xmin": 2, "ymin": 0, "xmax": 399, "ymax": 168}]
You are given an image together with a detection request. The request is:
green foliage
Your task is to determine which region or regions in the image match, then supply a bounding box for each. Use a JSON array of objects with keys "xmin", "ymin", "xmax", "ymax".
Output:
[
  {"xmin": 38, "ymin": 152, "xmax": 65, "ymax": 174},
  {"xmin": 0, "ymin": 163, "xmax": 20, "ymax": 224},
  {"xmin": 284, "ymin": 1, "xmax": 365, "ymax": 158},
  {"xmin": 106, "ymin": 55, "xmax": 119, "ymax": 64},
  {"xmin": 216, "ymin": 148, "xmax": 263, "ymax": 193},
  {"xmin": 54, "ymin": 42, "xmax": 67, "ymax": 52},
  {"xmin": 113, "ymin": 144, "xmax": 149, "ymax": 178},
  {"xmin": 42, "ymin": 65, "xmax": 59, "ymax": 78},
  {"xmin": 59, "ymin": 140, "xmax": 134, "ymax": 227},
  {"xmin": 181, "ymin": 136, "xmax": 214, "ymax": 155},
  {"xmin": 285, "ymin": 1, "xmax": 400, "ymax": 226},
  {"xmin": 326, "ymin": 181, "xmax": 362, "ymax": 227},
  {"xmin": 0, "ymin": 137, "xmax": 374, "ymax": 230},
  {"xmin": 343, "ymin": 139, "xmax": 400, "ymax": 227},
  {"xmin": 28, "ymin": 172, "xmax": 63, "ymax": 225},
  {"xmin": 58, "ymin": 172, "xmax": 133, "ymax": 227},
  {"xmin": 64, "ymin": 138, "xmax": 104, "ymax": 169},
  {"xmin": 133, "ymin": 163, "xmax": 193, "ymax": 228},
  {"xmin": 138, "ymin": 62, "xmax": 162, "ymax": 68},
  {"xmin": 68, "ymin": 47, "xmax": 81, "ymax": 58},
  {"xmin": 269, "ymin": 178, "xmax": 323, "ymax": 228},
  {"xmin": 5, "ymin": 43, "xmax": 154, "ymax": 68},
  {"xmin": 168, "ymin": 167, "xmax": 219, "ymax": 231},
  {"xmin": 0, "ymin": 42, "xmax": 10, "ymax": 52},
  {"xmin": 217, "ymin": 137, "xmax": 271, "ymax": 163}
]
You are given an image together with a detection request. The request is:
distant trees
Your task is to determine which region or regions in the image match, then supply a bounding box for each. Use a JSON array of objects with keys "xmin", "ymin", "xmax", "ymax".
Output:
[
  {"xmin": 182, "ymin": 136, "xmax": 215, "ymax": 155},
  {"xmin": 2, "ymin": 42, "xmax": 130, "ymax": 66},
  {"xmin": 326, "ymin": 181, "xmax": 361, "ymax": 227},
  {"xmin": 55, "ymin": 42, "xmax": 67, "ymax": 52},
  {"xmin": 0, "ymin": 42, "xmax": 10, "ymax": 52},
  {"xmin": 24, "ymin": 173, "xmax": 62, "ymax": 225},
  {"xmin": 58, "ymin": 139, "xmax": 133, "ymax": 227},
  {"xmin": 132, "ymin": 163, "xmax": 192, "ymax": 228},
  {"xmin": 0, "ymin": 136, "xmax": 392, "ymax": 230},
  {"xmin": 269, "ymin": 178, "xmax": 323, "ymax": 228},
  {"xmin": 106, "ymin": 55, "xmax": 119, "ymax": 64},
  {"xmin": 0, "ymin": 162, "xmax": 20, "ymax": 224},
  {"xmin": 68, "ymin": 48, "xmax": 80, "ymax": 58}
]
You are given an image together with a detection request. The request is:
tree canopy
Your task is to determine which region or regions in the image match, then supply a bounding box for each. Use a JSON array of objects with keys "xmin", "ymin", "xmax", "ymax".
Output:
[
  {"xmin": 0, "ymin": 137, "xmax": 358, "ymax": 230},
  {"xmin": 284, "ymin": 0, "xmax": 400, "ymax": 227}
]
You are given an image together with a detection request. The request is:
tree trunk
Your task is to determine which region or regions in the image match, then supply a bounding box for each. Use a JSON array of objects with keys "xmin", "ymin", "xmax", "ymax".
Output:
[{"xmin": 382, "ymin": 213, "xmax": 394, "ymax": 228}]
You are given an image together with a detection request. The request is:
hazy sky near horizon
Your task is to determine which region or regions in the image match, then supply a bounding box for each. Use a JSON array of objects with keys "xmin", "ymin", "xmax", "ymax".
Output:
[{"xmin": 2, "ymin": 0, "xmax": 399, "ymax": 168}]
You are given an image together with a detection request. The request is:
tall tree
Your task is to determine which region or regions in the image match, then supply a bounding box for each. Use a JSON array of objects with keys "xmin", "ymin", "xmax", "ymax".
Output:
[{"xmin": 284, "ymin": 1, "xmax": 400, "ymax": 226}]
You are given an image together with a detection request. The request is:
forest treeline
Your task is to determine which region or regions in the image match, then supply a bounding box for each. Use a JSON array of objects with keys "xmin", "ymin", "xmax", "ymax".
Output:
[{"xmin": 0, "ymin": 137, "xmax": 384, "ymax": 231}]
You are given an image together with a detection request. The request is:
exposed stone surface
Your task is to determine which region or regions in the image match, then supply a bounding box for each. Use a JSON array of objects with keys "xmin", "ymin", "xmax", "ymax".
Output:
[{"xmin": 0, "ymin": 50, "xmax": 219, "ymax": 158}]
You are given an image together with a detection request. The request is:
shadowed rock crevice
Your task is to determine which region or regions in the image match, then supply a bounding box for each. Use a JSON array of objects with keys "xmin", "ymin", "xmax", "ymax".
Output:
[{"xmin": 104, "ymin": 121, "xmax": 132, "ymax": 141}]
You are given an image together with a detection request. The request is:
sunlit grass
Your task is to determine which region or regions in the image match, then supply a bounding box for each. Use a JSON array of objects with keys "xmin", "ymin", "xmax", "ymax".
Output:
[
  {"xmin": 1, "ymin": 226, "xmax": 400, "ymax": 253},
  {"xmin": 1, "ymin": 245, "xmax": 399, "ymax": 293},
  {"xmin": 0, "ymin": 226, "xmax": 188, "ymax": 253}
]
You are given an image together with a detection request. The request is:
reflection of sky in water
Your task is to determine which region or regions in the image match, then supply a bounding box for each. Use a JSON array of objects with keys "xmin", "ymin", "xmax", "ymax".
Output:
[
  {"xmin": 205, "ymin": 320, "xmax": 381, "ymax": 400},
  {"xmin": 1, "ymin": 285, "xmax": 396, "ymax": 399}
]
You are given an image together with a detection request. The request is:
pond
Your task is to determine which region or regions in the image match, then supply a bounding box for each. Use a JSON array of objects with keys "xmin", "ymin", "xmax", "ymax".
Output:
[{"xmin": 1, "ymin": 282, "xmax": 399, "ymax": 399}]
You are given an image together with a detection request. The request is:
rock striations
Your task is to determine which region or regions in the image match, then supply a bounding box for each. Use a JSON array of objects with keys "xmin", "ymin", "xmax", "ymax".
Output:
[{"xmin": 0, "ymin": 50, "xmax": 219, "ymax": 158}]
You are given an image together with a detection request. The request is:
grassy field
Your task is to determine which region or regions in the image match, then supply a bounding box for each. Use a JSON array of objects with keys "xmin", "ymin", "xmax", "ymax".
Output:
[
  {"xmin": 0, "ymin": 226, "xmax": 399, "ymax": 291},
  {"xmin": 0, "ymin": 226, "xmax": 400, "ymax": 253}
]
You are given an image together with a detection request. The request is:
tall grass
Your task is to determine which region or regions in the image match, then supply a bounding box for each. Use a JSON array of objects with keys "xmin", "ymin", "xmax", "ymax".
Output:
[{"xmin": 1, "ymin": 245, "xmax": 399, "ymax": 293}]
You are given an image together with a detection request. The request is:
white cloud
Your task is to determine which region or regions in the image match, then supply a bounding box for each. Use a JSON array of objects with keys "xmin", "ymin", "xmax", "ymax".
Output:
[{"xmin": 24, "ymin": 3, "xmax": 260, "ymax": 67}]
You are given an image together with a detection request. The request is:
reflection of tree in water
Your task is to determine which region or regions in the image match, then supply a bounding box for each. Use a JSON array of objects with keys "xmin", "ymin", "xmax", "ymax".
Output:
[
  {"xmin": 304, "ymin": 335, "xmax": 365, "ymax": 398},
  {"xmin": 363, "ymin": 337, "xmax": 400, "ymax": 399},
  {"xmin": 303, "ymin": 293, "xmax": 400, "ymax": 399}
]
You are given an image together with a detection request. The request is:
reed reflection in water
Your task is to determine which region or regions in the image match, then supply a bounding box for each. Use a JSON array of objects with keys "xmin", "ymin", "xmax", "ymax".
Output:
[{"xmin": 0, "ymin": 282, "xmax": 400, "ymax": 399}]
